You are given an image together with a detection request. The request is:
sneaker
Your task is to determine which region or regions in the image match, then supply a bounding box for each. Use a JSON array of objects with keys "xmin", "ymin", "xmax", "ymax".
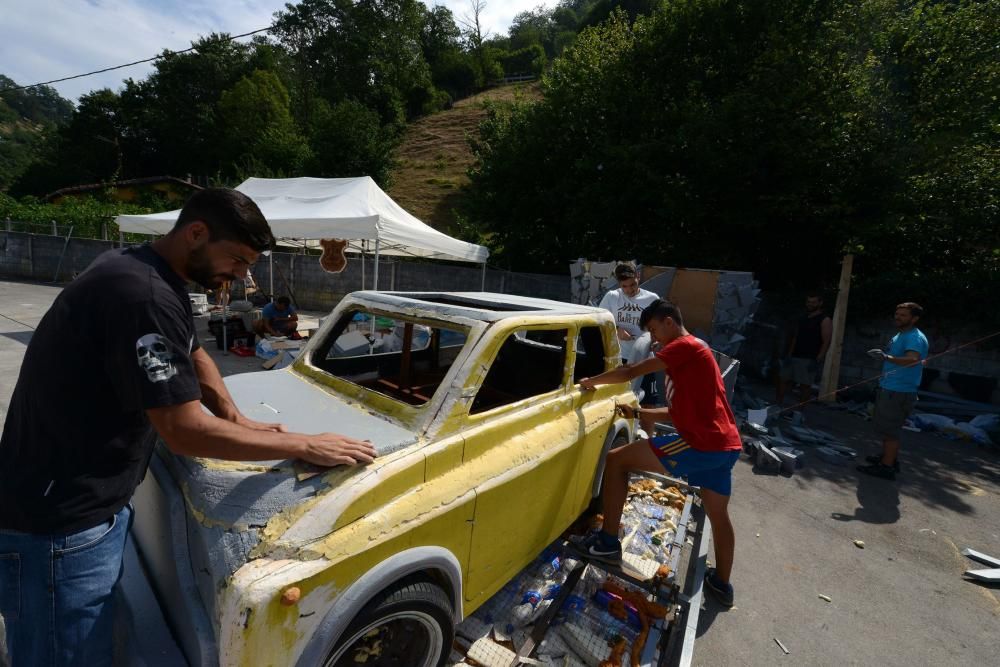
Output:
[
  {"xmin": 864, "ymin": 455, "xmax": 900, "ymax": 472},
  {"xmin": 857, "ymin": 462, "xmax": 896, "ymax": 480},
  {"xmin": 571, "ymin": 531, "xmax": 622, "ymax": 565},
  {"xmin": 704, "ymin": 568, "xmax": 734, "ymax": 607}
]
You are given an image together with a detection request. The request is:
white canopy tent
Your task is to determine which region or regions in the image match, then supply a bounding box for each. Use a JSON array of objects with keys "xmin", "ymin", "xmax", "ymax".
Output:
[{"xmin": 115, "ymin": 176, "xmax": 490, "ymax": 295}]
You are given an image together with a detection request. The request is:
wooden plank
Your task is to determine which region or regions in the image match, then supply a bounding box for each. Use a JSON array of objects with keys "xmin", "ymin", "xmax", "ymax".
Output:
[
  {"xmin": 820, "ymin": 254, "xmax": 853, "ymax": 402},
  {"xmin": 964, "ymin": 568, "xmax": 1000, "ymax": 582},
  {"xmin": 666, "ymin": 269, "xmax": 720, "ymax": 334}
]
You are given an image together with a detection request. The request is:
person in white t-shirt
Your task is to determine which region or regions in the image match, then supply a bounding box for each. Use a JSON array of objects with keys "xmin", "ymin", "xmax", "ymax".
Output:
[{"xmin": 599, "ymin": 264, "xmax": 661, "ymax": 404}]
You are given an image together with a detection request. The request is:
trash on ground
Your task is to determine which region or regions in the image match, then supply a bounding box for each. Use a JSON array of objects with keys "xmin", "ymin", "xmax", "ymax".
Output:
[
  {"xmin": 774, "ymin": 637, "xmax": 790, "ymax": 654},
  {"xmin": 818, "ymin": 594, "xmax": 832, "ymax": 602},
  {"xmin": 854, "ymin": 540, "xmax": 865, "ymax": 549}
]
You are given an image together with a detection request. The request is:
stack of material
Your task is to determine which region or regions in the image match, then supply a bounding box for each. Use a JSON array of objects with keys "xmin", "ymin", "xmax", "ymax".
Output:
[
  {"xmin": 568, "ymin": 259, "xmax": 640, "ymax": 306},
  {"xmin": 707, "ymin": 272, "xmax": 762, "ymax": 357}
]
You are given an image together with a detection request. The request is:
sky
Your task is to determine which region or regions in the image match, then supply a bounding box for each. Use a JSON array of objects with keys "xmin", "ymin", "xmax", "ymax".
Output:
[{"xmin": 0, "ymin": 0, "xmax": 558, "ymax": 103}]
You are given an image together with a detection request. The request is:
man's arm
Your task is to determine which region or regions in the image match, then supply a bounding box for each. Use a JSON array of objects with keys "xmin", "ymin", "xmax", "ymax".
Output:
[
  {"xmin": 146, "ymin": 400, "xmax": 375, "ymax": 467},
  {"xmin": 618, "ymin": 403, "xmax": 671, "ymax": 435},
  {"xmin": 885, "ymin": 350, "xmax": 922, "ymax": 367},
  {"xmin": 579, "ymin": 356, "xmax": 665, "ymax": 390},
  {"xmin": 818, "ymin": 317, "xmax": 833, "ymax": 360},
  {"xmin": 191, "ymin": 347, "xmax": 284, "ymax": 431}
]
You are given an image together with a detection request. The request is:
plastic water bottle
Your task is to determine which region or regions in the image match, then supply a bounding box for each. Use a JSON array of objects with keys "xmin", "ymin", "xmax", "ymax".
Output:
[{"xmin": 540, "ymin": 554, "xmax": 568, "ymax": 584}]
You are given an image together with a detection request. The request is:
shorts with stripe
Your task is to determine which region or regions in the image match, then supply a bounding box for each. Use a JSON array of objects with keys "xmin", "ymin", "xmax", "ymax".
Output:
[{"xmin": 648, "ymin": 433, "xmax": 740, "ymax": 496}]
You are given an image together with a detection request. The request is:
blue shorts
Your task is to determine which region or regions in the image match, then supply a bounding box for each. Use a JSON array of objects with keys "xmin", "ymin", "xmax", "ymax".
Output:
[{"xmin": 648, "ymin": 434, "xmax": 740, "ymax": 496}]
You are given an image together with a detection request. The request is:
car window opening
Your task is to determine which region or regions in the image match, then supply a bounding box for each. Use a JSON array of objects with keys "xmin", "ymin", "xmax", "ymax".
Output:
[
  {"xmin": 314, "ymin": 310, "xmax": 469, "ymax": 406},
  {"xmin": 471, "ymin": 328, "xmax": 569, "ymax": 414}
]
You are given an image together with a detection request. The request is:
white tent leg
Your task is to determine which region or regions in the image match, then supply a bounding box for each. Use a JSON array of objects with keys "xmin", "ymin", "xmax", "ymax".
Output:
[
  {"xmin": 481, "ymin": 262, "xmax": 487, "ymax": 291},
  {"xmin": 373, "ymin": 237, "xmax": 381, "ymax": 291},
  {"xmin": 361, "ymin": 242, "xmax": 366, "ymax": 290}
]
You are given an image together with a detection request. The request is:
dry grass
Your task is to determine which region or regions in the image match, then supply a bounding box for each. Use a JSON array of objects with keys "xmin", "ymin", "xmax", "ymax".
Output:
[{"xmin": 387, "ymin": 83, "xmax": 541, "ymax": 233}]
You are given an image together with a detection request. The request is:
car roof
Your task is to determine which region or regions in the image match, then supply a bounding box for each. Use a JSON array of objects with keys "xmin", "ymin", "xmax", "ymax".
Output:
[{"xmin": 351, "ymin": 291, "xmax": 610, "ymax": 322}]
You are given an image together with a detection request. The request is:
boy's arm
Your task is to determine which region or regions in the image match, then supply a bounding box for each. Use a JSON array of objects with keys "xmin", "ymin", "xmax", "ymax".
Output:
[{"xmin": 580, "ymin": 356, "xmax": 665, "ymax": 390}]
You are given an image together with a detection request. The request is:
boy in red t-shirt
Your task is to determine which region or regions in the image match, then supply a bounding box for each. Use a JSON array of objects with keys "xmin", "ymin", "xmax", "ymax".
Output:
[{"xmin": 578, "ymin": 300, "xmax": 742, "ymax": 607}]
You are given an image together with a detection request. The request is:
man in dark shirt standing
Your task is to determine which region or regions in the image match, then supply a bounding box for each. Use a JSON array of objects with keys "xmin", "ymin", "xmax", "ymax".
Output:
[
  {"xmin": 777, "ymin": 292, "xmax": 832, "ymax": 405},
  {"xmin": 0, "ymin": 189, "xmax": 376, "ymax": 666}
]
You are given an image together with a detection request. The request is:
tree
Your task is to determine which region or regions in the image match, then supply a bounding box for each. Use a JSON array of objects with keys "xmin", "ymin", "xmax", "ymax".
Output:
[
  {"xmin": 219, "ymin": 70, "xmax": 311, "ymax": 174},
  {"xmin": 467, "ymin": 1, "xmax": 1000, "ymax": 325}
]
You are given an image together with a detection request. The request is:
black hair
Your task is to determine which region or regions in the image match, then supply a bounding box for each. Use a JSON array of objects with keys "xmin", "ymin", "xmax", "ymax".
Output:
[
  {"xmin": 897, "ymin": 302, "xmax": 924, "ymax": 318},
  {"xmin": 172, "ymin": 188, "xmax": 275, "ymax": 252},
  {"xmin": 806, "ymin": 291, "xmax": 824, "ymax": 302},
  {"xmin": 639, "ymin": 299, "xmax": 684, "ymax": 329},
  {"xmin": 276, "ymin": 296, "xmax": 291, "ymax": 306}
]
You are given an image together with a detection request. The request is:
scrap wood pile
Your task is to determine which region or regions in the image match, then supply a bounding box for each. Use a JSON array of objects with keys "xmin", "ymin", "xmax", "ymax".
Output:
[{"xmin": 449, "ymin": 477, "xmax": 686, "ymax": 667}]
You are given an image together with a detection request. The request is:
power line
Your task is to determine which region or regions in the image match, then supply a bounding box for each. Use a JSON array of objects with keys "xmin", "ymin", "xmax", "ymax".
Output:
[{"xmin": 0, "ymin": 25, "xmax": 275, "ymax": 95}]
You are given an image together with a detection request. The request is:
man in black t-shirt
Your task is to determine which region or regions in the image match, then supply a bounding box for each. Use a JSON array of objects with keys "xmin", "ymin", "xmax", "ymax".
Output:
[
  {"xmin": 0, "ymin": 189, "xmax": 376, "ymax": 666},
  {"xmin": 777, "ymin": 292, "xmax": 832, "ymax": 405}
]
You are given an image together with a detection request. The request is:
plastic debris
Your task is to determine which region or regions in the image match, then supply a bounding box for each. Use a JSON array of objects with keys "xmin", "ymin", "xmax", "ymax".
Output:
[
  {"xmin": 774, "ymin": 637, "xmax": 790, "ymax": 654},
  {"xmin": 854, "ymin": 540, "xmax": 865, "ymax": 549},
  {"xmin": 818, "ymin": 594, "xmax": 832, "ymax": 602}
]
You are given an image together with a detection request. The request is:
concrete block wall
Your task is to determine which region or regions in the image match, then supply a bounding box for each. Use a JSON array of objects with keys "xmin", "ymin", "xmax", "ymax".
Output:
[
  {"xmin": 1, "ymin": 232, "xmax": 569, "ymax": 313},
  {"xmin": 1, "ymin": 232, "xmax": 117, "ymax": 282}
]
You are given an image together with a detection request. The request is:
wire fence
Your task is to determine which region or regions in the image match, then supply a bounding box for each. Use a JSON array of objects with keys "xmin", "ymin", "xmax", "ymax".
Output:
[{"xmin": 2, "ymin": 219, "xmax": 155, "ymax": 245}]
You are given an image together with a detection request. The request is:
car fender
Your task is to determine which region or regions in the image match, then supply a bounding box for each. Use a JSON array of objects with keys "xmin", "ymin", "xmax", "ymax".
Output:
[{"xmin": 294, "ymin": 546, "xmax": 464, "ymax": 667}]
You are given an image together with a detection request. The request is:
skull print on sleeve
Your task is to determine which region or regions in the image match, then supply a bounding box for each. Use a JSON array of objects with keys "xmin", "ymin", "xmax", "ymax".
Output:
[{"xmin": 108, "ymin": 296, "xmax": 201, "ymax": 411}]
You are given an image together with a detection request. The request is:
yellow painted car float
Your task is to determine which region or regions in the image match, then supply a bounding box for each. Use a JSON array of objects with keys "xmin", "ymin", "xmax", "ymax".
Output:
[{"xmin": 129, "ymin": 291, "xmax": 635, "ymax": 666}]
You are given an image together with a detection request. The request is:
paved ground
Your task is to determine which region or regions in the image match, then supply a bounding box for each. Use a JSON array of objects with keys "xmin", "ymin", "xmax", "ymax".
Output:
[{"xmin": 2, "ymin": 279, "xmax": 999, "ymax": 666}]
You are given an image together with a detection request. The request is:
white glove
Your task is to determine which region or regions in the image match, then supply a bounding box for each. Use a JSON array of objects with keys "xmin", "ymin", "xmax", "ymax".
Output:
[{"xmin": 867, "ymin": 348, "xmax": 887, "ymax": 360}]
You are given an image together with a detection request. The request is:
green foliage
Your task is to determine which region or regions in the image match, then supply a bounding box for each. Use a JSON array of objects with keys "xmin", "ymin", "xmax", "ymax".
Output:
[
  {"xmin": 467, "ymin": 1, "xmax": 1000, "ymax": 326},
  {"xmin": 0, "ymin": 76, "xmax": 74, "ymax": 125},
  {"xmin": 503, "ymin": 44, "xmax": 548, "ymax": 77},
  {"xmin": 0, "ymin": 192, "xmax": 167, "ymax": 239},
  {"xmin": 219, "ymin": 70, "xmax": 312, "ymax": 174},
  {"xmin": 307, "ymin": 99, "xmax": 398, "ymax": 184}
]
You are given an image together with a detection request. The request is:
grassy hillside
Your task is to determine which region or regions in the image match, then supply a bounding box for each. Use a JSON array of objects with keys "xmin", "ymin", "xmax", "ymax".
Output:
[{"xmin": 387, "ymin": 83, "xmax": 540, "ymax": 233}]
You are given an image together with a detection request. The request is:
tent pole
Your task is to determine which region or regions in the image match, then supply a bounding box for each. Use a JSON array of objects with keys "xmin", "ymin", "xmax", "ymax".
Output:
[
  {"xmin": 481, "ymin": 262, "xmax": 487, "ymax": 291},
  {"xmin": 361, "ymin": 241, "xmax": 366, "ymax": 290},
  {"xmin": 269, "ymin": 251, "xmax": 274, "ymax": 303},
  {"xmin": 368, "ymin": 236, "xmax": 382, "ymax": 348}
]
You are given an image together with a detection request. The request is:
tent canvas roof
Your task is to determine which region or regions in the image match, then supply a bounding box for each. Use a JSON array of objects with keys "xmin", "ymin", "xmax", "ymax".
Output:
[{"xmin": 115, "ymin": 176, "xmax": 488, "ymax": 264}]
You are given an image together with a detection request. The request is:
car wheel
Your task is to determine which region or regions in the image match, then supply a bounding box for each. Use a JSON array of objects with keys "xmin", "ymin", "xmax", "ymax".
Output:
[{"xmin": 323, "ymin": 575, "xmax": 454, "ymax": 667}]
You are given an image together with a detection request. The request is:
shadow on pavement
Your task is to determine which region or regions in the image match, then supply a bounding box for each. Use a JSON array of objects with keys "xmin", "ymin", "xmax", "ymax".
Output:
[
  {"xmin": 0, "ymin": 331, "xmax": 33, "ymax": 346},
  {"xmin": 765, "ymin": 401, "xmax": 999, "ymax": 521}
]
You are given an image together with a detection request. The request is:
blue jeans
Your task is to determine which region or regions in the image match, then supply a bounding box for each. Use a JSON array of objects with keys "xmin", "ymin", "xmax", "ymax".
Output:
[{"xmin": 0, "ymin": 504, "xmax": 132, "ymax": 666}]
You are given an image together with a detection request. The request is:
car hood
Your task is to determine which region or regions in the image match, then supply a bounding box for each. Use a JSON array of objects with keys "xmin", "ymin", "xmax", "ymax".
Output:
[{"xmin": 152, "ymin": 369, "xmax": 419, "ymax": 620}]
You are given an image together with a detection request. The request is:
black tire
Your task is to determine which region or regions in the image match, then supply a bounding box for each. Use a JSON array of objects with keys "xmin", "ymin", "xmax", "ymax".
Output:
[{"xmin": 323, "ymin": 575, "xmax": 454, "ymax": 667}]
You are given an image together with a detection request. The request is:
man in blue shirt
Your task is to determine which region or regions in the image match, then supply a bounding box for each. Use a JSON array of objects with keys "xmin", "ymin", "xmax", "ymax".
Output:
[
  {"xmin": 254, "ymin": 295, "xmax": 299, "ymax": 338},
  {"xmin": 857, "ymin": 302, "xmax": 929, "ymax": 480}
]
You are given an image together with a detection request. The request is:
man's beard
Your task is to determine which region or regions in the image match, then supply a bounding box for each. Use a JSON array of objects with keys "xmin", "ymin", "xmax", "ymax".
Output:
[{"xmin": 185, "ymin": 246, "xmax": 232, "ymax": 290}]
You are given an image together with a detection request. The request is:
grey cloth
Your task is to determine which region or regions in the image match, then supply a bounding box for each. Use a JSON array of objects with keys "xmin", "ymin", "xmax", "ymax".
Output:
[
  {"xmin": 781, "ymin": 357, "xmax": 817, "ymax": 386},
  {"xmin": 873, "ymin": 389, "xmax": 917, "ymax": 439}
]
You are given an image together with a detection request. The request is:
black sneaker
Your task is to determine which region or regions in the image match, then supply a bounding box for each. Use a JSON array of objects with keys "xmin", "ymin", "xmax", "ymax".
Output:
[
  {"xmin": 857, "ymin": 462, "xmax": 896, "ymax": 480},
  {"xmin": 704, "ymin": 568, "xmax": 734, "ymax": 607},
  {"xmin": 864, "ymin": 455, "xmax": 900, "ymax": 473},
  {"xmin": 571, "ymin": 531, "xmax": 622, "ymax": 565}
]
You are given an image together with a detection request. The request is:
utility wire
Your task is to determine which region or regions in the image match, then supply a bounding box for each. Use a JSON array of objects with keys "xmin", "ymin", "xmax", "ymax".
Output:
[{"xmin": 0, "ymin": 26, "xmax": 275, "ymax": 95}]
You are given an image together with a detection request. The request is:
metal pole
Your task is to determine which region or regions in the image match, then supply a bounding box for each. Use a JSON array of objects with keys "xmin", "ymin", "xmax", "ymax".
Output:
[
  {"xmin": 52, "ymin": 225, "xmax": 74, "ymax": 283},
  {"xmin": 373, "ymin": 236, "xmax": 381, "ymax": 291},
  {"xmin": 481, "ymin": 263, "xmax": 487, "ymax": 291},
  {"xmin": 269, "ymin": 251, "xmax": 274, "ymax": 303},
  {"xmin": 361, "ymin": 241, "xmax": 366, "ymax": 290}
]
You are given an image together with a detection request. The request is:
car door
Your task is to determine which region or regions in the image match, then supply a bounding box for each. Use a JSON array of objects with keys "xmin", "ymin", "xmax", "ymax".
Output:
[{"xmin": 459, "ymin": 323, "xmax": 593, "ymax": 609}]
